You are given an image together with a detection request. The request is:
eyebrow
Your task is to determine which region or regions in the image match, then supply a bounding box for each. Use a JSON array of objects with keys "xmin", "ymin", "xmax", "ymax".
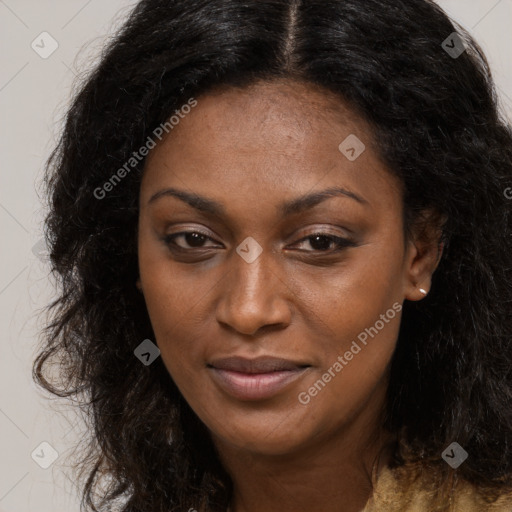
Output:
[{"xmin": 147, "ymin": 186, "xmax": 369, "ymax": 216}]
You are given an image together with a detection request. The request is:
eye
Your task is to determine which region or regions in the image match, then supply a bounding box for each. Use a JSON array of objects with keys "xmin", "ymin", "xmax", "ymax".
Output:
[
  {"xmin": 164, "ymin": 231, "xmax": 222, "ymax": 250},
  {"xmin": 290, "ymin": 233, "xmax": 356, "ymax": 253}
]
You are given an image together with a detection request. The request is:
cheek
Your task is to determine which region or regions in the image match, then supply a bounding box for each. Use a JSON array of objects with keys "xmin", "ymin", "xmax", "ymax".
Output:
[
  {"xmin": 296, "ymin": 304, "xmax": 401, "ymax": 428},
  {"xmin": 141, "ymin": 270, "xmax": 209, "ymax": 363},
  {"xmin": 292, "ymin": 243, "xmax": 403, "ymax": 411},
  {"xmin": 138, "ymin": 225, "xmax": 214, "ymax": 331},
  {"xmin": 140, "ymin": 271, "xmax": 211, "ymax": 405},
  {"xmin": 137, "ymin": 240, "xmax": 209, "ymax": 374},
  {"xmin": 293, "ymin": 240, "xmax": 404, "ymax": 342}
]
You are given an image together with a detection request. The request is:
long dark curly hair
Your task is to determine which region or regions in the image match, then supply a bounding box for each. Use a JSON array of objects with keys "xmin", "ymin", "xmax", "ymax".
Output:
[{"xmin": 33, "ymin": 0, "xmax": 512, "ymax": 511}]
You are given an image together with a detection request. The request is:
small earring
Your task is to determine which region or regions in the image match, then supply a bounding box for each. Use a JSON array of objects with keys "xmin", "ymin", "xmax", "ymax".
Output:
[{"xmin": 419, "ymin": 288, "xmax": 427, "ymax": 296}]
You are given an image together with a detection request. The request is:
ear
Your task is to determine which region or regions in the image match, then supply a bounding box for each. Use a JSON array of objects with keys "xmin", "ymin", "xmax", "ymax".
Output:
[
  {"xmin": 136, "ymin": 277, "xmax": 143, "ymax": 292},
  {"xmin": 403, "ymin": 209, "xmax": 446, "ymax": 301}
]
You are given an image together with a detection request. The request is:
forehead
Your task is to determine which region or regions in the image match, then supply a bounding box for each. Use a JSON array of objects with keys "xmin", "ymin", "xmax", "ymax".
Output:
[
  {"xmin": 151, "ymin": 79, "xmax": 369, "ymax": 159},
  {"xmin": 140, "ymin": 79, "xmax": 401, "ymax": 214},
  {"xmin": 190, "ymin": 79, "xmax": 360, "ymax": 134}
]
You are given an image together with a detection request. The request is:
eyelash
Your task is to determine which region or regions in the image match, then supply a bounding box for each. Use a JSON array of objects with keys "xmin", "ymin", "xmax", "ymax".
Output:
[{"xmin": 163, "ymin": 230, "xmax": 356, "ymax": 254}]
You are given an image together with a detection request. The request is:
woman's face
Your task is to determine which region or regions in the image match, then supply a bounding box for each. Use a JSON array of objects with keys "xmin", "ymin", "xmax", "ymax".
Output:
[{"xmin": 137, "ymin": 79, "xmax": 429, "ymax": 456}]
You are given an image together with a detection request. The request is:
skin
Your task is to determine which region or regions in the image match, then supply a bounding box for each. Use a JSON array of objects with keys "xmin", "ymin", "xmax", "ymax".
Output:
[{"xmin": 136, "ymin": 79, "xmax": 443, "ymax": 512}]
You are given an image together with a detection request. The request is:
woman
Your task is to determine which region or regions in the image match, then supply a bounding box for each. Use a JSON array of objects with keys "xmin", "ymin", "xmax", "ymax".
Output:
[{"xmin": 33, "ymin": 0, "xmax": 512, "ymax": 511}]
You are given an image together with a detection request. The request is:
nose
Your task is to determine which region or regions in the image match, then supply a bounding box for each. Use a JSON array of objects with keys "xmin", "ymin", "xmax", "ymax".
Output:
[{"xmin": 215, "ymin": 247, "xmax": 293, "ymax": 336}]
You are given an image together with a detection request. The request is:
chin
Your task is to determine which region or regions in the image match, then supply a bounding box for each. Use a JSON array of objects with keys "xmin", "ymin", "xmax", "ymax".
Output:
[
  {"xmin": 225, "ymin": 429, "xmax": 305, "ymax": 456},
  {"xmin": 207, "ymin": 408, "xmax": 316, "ymax": 456}
]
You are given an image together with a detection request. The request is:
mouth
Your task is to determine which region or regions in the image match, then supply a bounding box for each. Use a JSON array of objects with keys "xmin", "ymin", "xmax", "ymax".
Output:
[{"xmin": 207, "ymin": 356, "xmax": 311, "ymax": 401}]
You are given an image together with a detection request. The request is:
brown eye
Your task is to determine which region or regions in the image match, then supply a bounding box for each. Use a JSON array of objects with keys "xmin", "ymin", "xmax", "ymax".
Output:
[
  {"xmin": 291, "ymin": 233, "xmax": 356, "ymax": 253},
  {"xmin": 164, "ymin": 231, "xmax": 221, "ymax": 250},
  {"xmin": 308, "ymin": 235, "xmax": 334, "ymax": 251}
]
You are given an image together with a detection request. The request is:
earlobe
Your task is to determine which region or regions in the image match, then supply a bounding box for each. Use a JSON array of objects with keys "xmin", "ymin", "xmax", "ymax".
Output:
[
  {"xmin": 136, "ymin": 278, "xmax": 143, "ymax": 292},
  {"xmin": 403, "ymin": 218, "xmax": 445, "ymax": 302},
  {"xmin": 403, "ymin": 245, "xmax": 435, "ymax": 301}
]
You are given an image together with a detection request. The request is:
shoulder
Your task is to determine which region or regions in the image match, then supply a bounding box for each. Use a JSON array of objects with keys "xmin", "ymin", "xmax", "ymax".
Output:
[{"xmin": 362, "ymin": 463, "xmax": 512, "ymax": 512}]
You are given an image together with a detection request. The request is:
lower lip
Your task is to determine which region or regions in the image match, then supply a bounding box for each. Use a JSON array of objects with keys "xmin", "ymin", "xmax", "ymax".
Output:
[{"xmin": 208, "ymin": 367, "xmax": 309, "ymax": 401}]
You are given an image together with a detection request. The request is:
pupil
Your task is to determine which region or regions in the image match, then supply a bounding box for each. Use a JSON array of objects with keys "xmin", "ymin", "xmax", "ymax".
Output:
[
  {"xmin": 186, "ymin": 232, "xmax": 206, "ymax": 247},
  {"xmin": 310, "ymin": 235, "xmax": 331, "ymax": 251}
]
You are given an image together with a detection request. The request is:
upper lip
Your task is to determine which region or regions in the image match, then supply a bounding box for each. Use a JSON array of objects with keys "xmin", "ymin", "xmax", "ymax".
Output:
[{"xmin": 208, "ymin": 356, "xmax": 310, "ymax": 374}]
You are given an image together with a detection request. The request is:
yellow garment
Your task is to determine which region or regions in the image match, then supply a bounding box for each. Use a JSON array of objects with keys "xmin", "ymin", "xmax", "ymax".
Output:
[{"xmin": 362, "ymin": 464, "xmax": 512, "ymax": 512}]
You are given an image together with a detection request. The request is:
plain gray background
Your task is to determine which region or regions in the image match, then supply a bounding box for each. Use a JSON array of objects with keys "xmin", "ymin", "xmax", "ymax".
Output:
[{"xmin": 1, "ymin": 1, "xmax": 511, "ymax": 510}]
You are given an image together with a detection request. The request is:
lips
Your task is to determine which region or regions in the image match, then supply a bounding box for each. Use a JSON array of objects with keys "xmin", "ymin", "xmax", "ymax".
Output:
[
  {"xmin": 209, "ymin": 355, "xmax": 309, "ymax": 373},
  {"xmin": 207, "ymin": 356, "xmax": 311, "ymax": 401}
]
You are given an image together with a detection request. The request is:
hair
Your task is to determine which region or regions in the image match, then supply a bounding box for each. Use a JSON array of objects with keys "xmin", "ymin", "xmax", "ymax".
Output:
[{"xmin": 33, "ymin": 0, "xmax": 512, "ymax": 511}]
